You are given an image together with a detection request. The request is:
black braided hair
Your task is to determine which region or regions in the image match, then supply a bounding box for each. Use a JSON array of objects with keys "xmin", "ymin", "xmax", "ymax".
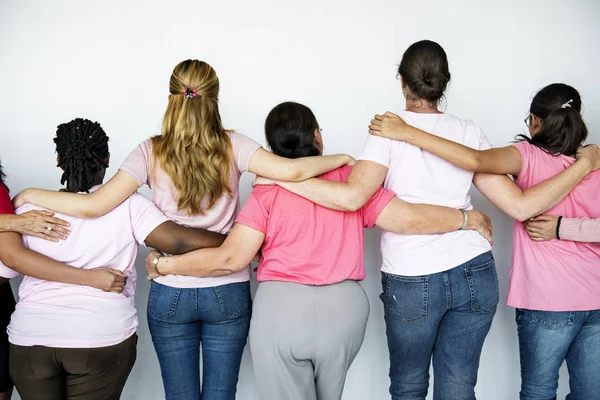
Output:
[{"xmin": 54, "ymin": 118, "xmax": 109, "ymax": 193}]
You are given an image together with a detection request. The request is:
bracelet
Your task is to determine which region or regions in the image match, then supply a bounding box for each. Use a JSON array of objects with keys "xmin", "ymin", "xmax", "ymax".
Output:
[
  {"xmin": 556, "ymin": 216, "xmax": 563, "ymax": 240},
  {"xmin": 458, "ymin": 209, "xmax": 469, "ymax": 231},
  {"xmin": 152, "ymin": 253, "xmax": 162, "ymax": 268}
]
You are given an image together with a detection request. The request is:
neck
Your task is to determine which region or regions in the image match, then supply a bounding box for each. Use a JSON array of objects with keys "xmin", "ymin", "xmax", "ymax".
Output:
[
  {"xmin": 405, "ymin": 97, "xmax": 441, "ymax": 114},
  {"xmin": 65, "ymin": 175, "xmax": 104, "ymax": 193}
]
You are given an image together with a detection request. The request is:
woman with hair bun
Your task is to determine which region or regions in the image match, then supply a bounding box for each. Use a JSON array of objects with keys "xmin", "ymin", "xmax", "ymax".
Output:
[
  {"xmin": 253, "ymin": 42, "xmax": 598, "ymax": 399},
  {"xmin": 370, "ymin": 82, "xmax": 600, "ymax": 399}
]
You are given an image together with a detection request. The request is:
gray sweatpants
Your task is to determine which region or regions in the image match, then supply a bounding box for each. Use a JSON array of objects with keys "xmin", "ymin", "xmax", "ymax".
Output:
[{"xmin": 249, "ymin": 280, "xmax": 370, "ymax": 400}]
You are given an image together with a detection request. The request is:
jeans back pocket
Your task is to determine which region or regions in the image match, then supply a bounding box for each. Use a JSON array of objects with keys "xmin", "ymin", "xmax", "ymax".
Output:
[
  {"xmin": 464, "ymin": 258, "xmax": 499, "ymax": 313},
  {"xmin": 381, "ymin": 273, "xmax": 428, "ymax": 323},
  {"xmin": 213, "ymin": 281, "xmax": 252, "ymax": 319},
  {"xmin": 147, "ymin": 281, "xmax": 181, "ymax": 322}
]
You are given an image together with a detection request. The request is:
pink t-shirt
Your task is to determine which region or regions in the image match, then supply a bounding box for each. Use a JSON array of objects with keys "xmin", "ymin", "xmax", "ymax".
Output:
[
  {"xmin": 0, "ymin": 186, "xmax": 169, "ymax": 348},
  {"xmin": 236, "ymin": 166, "xmax": 395, "ymax": 285},
  {"xmin": 120, "ymin": 132, "xmax": 261, "ymax": 289},
  {"xmin": 508, "ymin": 141, "xmax": 600, "ymax": 311},
  {"xmin": 359, "ymin": 111, "xmax": 492, "ymax": 276}
]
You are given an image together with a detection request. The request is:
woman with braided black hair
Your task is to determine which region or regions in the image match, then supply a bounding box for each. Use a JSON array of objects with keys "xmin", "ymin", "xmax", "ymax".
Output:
[{"xmin": 2, "ymin": 118, "xmax": 251, "ymax": 400}]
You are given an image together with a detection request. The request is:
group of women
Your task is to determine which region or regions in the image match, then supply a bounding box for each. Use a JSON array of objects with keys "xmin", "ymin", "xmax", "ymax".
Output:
[{"xmin": 0, "ymin": 39, "xmax": 598, "ymax": 400}]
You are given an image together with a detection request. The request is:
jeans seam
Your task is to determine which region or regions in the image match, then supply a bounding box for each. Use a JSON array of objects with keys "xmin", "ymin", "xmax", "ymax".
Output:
[
  {"xmin": 443, "ymin": 271, "xmax": 451, "ymax": 310},
  {"xmin": 531, "ymin": 310, "xmax": 576, "ymax": 330},
  {"xmin": 464, "ymin": 260, "xmax": 498, "ymax": 313}
]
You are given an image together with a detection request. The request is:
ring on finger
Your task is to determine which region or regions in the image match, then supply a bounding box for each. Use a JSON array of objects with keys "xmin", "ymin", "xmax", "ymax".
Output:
[{"xmin": 46, "ymin": 226, "xmax": 53, "ymax": 231}]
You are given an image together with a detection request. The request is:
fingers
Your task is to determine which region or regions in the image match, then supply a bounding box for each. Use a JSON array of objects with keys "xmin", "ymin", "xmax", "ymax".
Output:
[
  {"xmin": 383, "ymin": 111, "xmax": 398, "ymax": 117},
  {"xmin": 109, "ymin": 269, "xmax": 128, "ymax": 278},
  {"xmin": 44, "ymin": 216, "xmax": 70, "ymax": 228},
  {"xmin": 374, "ymin": 114, "xmax": 385, "ymax": 121}
]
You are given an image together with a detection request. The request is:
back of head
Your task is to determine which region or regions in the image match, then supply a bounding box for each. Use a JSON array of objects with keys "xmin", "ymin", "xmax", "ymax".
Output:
[
  {"xmin": 398, "ymin": 40, "xmax": 451, "ymax": 104},
  {"xmin": 265, "ymin": 102, "xmax": 321, "ymax": 159},
  {"xmin": 55, "ymin": 118, "xmax": 109, "ymax": 193},
  {"xmin": 518, "ymin": 83, "xmax": 587, "ymax": 156},
  {"xmin": 153, "ymin": 59, "xmax": 232, "ymax": 215}
]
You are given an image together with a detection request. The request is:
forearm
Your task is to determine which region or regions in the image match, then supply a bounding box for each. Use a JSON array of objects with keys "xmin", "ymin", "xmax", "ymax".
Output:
[
  {"xmin": 1, "ymin": 244, "xmax": 91, "ymax": 286},
  {"xmin": 475, "ymin": 159, "xmax": 591, "ymax": 222},
  {"xmin": 377, "ymin": 199, "xmax": 478, "ymax": 235},
  {"xmin": 560, "ymin": 218, "xmax": 600, "ymax": 242},
  {"xmin": 18, "ymin": 188, "xmax": 95, "ymax": 218},
  {"xmin": 0, "ymin": 214, "xmax": 17, "ymax": 233},
  {"xmin": 277, "ymin": 178, "xmax": 364, "ymax": 211},
  {"xmin": 157, "ymin": 248, "xmax": 246, "ymax": 277},
  {"xmin": 288, "ymin": 154, "xmax": 350, "ymax": 181},
  {"xmin": 146, "ymin": 222, "xmax": 227, "ymax": 255}
]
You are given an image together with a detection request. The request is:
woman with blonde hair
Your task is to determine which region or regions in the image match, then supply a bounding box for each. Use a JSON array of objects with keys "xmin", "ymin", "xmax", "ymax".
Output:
[{"xmin": 13, "ymin": 60, "xmax": 352, "ymax": 400}]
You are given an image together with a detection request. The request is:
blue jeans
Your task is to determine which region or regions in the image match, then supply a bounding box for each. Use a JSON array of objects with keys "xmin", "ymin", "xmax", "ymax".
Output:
[
  {"xmin": 516, "ymin": 308, "xmax": 600, "ymax": 400},
  {"xmin": 381, "ymin": 251, "xmax": 498, "ymax": 400},
  {"xmin": 147, "ymin": 280, "xmax": 251, "ymax": 400}
]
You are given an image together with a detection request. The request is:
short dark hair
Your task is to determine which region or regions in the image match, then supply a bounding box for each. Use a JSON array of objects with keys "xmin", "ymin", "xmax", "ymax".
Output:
[
  {"xmin": 516, "ymin": 83, "xmax": 587, "ymax": 156},
  {"xmin": 398, "ymin": 40, "xmax": 451, "ymax": 104},
  {"xmin": 265, "ymin": 102, "xmax": 320, "ymax": 159},
  {"xmin": 55, "ymin": 118, "xmax": 109, "ymax": 192}
]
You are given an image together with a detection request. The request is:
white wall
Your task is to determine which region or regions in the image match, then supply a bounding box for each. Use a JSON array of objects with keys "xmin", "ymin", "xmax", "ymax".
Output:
[{"xmin": 1, "ymin": 0, "xmax": 599, "ymax": 398}]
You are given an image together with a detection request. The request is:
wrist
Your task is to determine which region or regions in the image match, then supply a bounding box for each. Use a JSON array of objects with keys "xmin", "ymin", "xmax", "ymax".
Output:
[
  {"xmin": 575, "ymin": 157, "xmax": 593, "ymax": 175},
  {"xmin": 465, "ymin": 211, "xmax": 479, "ymax": 231},
  {"xmin": 156, "ymin": 256, "xmax": 172, "ymax": 275},
  {"xmin": 81, "ymin": 269, "xmax": 98, "ymax": 287}
]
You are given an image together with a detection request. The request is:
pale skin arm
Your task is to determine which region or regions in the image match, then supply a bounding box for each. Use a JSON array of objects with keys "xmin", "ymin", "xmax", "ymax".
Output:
[
  {"xmin": 0, "ymin": 231, "xmax": 127, "ymax": 292},
  {"xmin": 148, "ymin": 224, "xmax": 264, "ymax": 278},
  {"xmin": 525, "ymin": 216, "xmax": 600, "ymax": 242},
  {"xmin": 375, "ymin": 198, "xmax": 493, "ymax": 244},
  {"xmin": 13, "ymin": 170, "xmax": 141, "ymax": 218},
  {"xmin": 0, "ymin": 210, "xmax": 70, "ymax": 241},
  {"xmin": 248, "ymin": 148, "xmax": 354, "ymax": 182},
  {"xmin": 254, "ymin": 160, "xmax": 388, "ymax": 212},
  {"xmin": 370, "ymin": 112, "xmax": 600, "ymax": 222},
  {"xmin": 13, "ymin": 149, "xmax": 354, "ymax": 218}
]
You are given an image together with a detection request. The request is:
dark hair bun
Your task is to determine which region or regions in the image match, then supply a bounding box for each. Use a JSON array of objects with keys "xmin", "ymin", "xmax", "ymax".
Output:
[
  {"xmin": 265, "ymin": 102, "xmax": 321, "ymax": 160},
  {"xmin": 398, "ymin": 40, "xmax": 451, "ymax": 104}
]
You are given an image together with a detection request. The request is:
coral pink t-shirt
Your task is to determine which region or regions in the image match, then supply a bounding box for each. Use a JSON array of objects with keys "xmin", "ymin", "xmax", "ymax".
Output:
[
  {"xmin": 120, "ymin": 132, "xmax": 261, "ymax": 289},
  {"xmin": 236, "ymin": 166, "xmax": 395, "ymax": 285},
  {"xmin": 508, "ymin": 141, "xmax": 600, "ymax": 311},
  {"xmin": 0, "ymin": 186, "xmax": 169, "ymax": 348}
]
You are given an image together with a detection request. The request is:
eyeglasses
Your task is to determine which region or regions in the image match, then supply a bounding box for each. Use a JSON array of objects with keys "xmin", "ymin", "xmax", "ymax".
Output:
[{"xmin": 524, "ymin": 115, "xmax": 531, "ymax": 128}]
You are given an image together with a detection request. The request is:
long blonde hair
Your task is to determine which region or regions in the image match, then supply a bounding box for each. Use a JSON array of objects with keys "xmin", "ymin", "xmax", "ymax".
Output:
[{"xmin": 152, "ymin": 60, "xmax": 232, "ymax": 215}]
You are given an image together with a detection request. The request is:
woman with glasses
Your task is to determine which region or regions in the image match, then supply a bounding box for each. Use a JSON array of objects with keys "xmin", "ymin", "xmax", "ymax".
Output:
[
  {"xmin": 251, "ymin": 43, "xmax": 597, "ymax": 400},
  {"xmin": 369, "ymin": 82, "xmax": 600, "ymax": 399}
]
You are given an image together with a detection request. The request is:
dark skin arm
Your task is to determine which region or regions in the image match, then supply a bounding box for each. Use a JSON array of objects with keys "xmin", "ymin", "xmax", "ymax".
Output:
[
  {"xmin": 144, "ymin": 221, "xmax": 227, "ymax": 255},
  {"xmin": 0, "ymin": 232, "xmax": 127, "ymax": 292}
]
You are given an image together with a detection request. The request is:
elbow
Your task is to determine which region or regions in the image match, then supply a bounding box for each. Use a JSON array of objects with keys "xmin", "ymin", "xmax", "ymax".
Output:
[
  {"xmin": 468, "ymin": 156, "xmax": 483, "ymax": 173},
  {"xmin": 509, "ymin": 204, "xmax": 533, "ymax": 223},
  {"xmin": 285, "ymin": 164, "xmax": 306, "ymax": 182},
  {"xmin": 80, "ymin": 205, "xmax": 103, "ymax": 219},
  {"xmin": 336, "ymin": 194, "xmax": 364, "ymax": 212},
  {"xmin": 0, "ymin": 250, "xmax": 19, "ymax": 270}
]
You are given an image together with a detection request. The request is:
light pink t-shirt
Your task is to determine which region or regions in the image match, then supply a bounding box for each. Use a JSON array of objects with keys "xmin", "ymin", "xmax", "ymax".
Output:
[
  {"xmin": 359, "ymin": 111, "xmax": 492, "ymax": 276},
  {"xmin": 507, "ymin": 141, "xmax": 600, "ymax": 311},
  {"xmin": 120, "ymin": 132, "xmax": 261, "ymax": 289},
  {"xmin": 0, "ymin": 186, "xmax": 169, "ymax": 348},
  {"xmin": 236, "ymin": 166, "xmax": 395, "ymax": 285}
]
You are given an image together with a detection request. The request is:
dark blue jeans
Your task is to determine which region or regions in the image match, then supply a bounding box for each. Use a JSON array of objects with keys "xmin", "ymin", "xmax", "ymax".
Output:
[
  {"xmin": 381, "ymin": 251, "xmax": 498, "ymax": 400},
  {"xmin": 147, "ymin": 280, "xmax": 251, "ymax": 400},
  {"xmin": 516, "ymin": 308, "xmax": 600, "ymax": 400}
]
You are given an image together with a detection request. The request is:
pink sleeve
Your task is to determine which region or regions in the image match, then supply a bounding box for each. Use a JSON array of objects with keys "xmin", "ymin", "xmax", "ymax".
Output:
[
  {"xmin": 230, "ymin": 132, "xmax": 262, "ymax": 173},
  {"xmin": 559, "ymin": 218, "xmax": 600, "ymax": 243},
  {"xmin": 128, "ymin": 194, "xmax": 170, "ymax": 245},
  {"xmin": 361, "ymin": 188, "xmax": 396, "ymax": 228},
  {"xmin": 511, "ymin": 141, "xmax": 532, "ymax": 185},
  {"xmin": 235, "ymin": 187, "xmax": 270, "ymax": 233},
  {"xmin": 357, "ymin": 135, "xmax": 392, "ymax": 168},
  {"xmin": 119, "ymin": 140, "xmax": 152, "ymax": 187}
]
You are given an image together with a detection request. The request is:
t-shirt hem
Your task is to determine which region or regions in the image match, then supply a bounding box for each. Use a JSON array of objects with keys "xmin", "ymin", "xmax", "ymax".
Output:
[
  {"xmin": 506, "ymin": 300, "xmax": 600, "ymax": 312},
  {"xmin": 154, "ymin": 273, "xmax": 251, "ymax": 289}
]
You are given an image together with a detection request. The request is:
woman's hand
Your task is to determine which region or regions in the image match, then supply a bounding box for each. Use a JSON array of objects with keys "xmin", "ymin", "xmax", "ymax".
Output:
[
  {"xmin": 576, "ymin": 144, "xmax": 600, "ymax": 172},
  {"xmin": 467, "ymin": 211, "xmax": 493, "ymax": 245},
  {"xmin": 87, "ymin": 269, "xmax": 127, "ymax": 293},
  {"xmin": 145, "ymin": 250, "xmax": 164, "ymax": 280},
  {"xmin": 525, "ymin": 215, "xmax": 559, "ymax": 241},
  {"xmin": 12, "ymin": 210, "xmax": 70, "ymax": 241},
  {"xmin": 369, "ymin": 112, "xmax": 411, "ymax": 141}
]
